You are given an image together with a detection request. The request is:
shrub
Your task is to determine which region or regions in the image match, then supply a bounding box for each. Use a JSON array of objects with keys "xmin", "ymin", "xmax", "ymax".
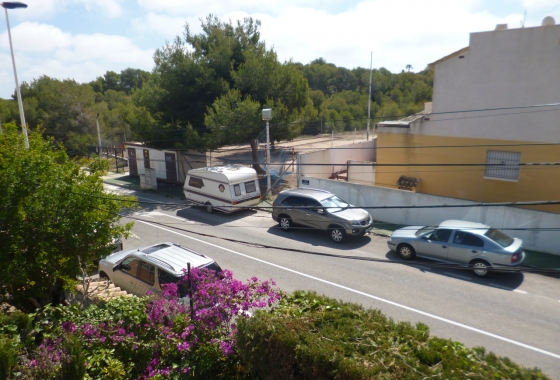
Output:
[
  {"xmin": 237, "ymin": 290, "xmax": 549, "ymax": 379},
  {"xmin": 6, "ymin": 269, "xmax": 281, "ymax": 379}
]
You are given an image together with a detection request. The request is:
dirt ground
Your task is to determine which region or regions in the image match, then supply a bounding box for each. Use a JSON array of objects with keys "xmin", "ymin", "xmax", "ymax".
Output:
[{"xmin": 209, "ymin": 131, "xmax": 373, "ymax": 196}]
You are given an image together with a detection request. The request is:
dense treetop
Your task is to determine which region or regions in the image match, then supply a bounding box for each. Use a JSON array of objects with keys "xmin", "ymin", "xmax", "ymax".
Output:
[{"xmin": 0, "ymin": 15, "xmax": 433, "ymax": 155}]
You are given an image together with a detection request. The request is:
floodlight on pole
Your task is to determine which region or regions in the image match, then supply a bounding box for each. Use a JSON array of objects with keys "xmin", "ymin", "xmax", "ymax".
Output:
[
  {"xmin": 262, "ymin": 108, "xmax": 272, "ymax": 195},
  {"xmin": 2, "ymin": 2, "xmax": 29, "ymax": 148},
  {"xmin": 366, "ymin": 51, "xmax": 372, "ymax": 141}
]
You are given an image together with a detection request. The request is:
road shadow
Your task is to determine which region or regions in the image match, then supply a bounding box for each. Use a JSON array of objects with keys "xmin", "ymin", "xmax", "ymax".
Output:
[
  {"xmin": 176, "ymin": 207, "xmax": 258, "ymax": 226},
  {"xmin": 383, "ymin": 250, "xmax": 525, "ymax": 289},
  {"xmin": 266, "ymin": 225, "xmax": 372, "ymax": 251}
]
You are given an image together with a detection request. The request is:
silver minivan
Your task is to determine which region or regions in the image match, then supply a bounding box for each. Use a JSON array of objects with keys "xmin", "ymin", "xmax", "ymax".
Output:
[
  {"xmin": 98, "ymin": 242, "xmax": 221, "ymax": 297},
  {"xmin": 272, "ymin": 188, "xmax": 373, "ymax": 243},
  {"xmin": 387, "ymin": 220, "xmax": 525, "ymax": 277}
]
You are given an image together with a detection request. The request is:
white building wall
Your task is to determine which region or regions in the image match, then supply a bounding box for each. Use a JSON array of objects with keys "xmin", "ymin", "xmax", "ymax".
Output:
[
  {"xmin": 300, "ymin": 176, "xmax": 560, "ymax": 255},
  {"xmin": 347, "ymin": 160, "xmax": 375, "ymax": 186},
  {"xmin": 423, "ymin": 24, "xmax": 560, "ymax": 143}
]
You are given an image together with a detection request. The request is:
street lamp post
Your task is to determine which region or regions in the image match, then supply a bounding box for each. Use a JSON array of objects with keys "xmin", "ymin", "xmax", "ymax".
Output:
[
  {"xmin": 262, "ymin": 108, "xmax": 272, "ymax": 195},
  {"xmin": 2, "ymin": 2, "xmax": 28, "ymax": 148}
]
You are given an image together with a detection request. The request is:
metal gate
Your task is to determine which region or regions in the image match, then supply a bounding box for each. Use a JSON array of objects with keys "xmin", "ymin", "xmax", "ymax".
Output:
[
  {"xmin": 165, "ymin": 152, "xmax": 178, "ymax": 183},
  {"xmin": 128, "ymin": 148, "xmax": 138, "ymax": 176}
]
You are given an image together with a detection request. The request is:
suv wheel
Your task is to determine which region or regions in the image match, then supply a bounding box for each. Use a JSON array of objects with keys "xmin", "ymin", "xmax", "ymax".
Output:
[
  {"xmin": 330, "ymin": 227, "xmax": 346, "ymax": 243},
  {"xmin": 279, "ymin": 217, "xmax": 292, "ymax": 231}
]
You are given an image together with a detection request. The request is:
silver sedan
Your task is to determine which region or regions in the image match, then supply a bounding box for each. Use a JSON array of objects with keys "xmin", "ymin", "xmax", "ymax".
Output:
[{"xmin": 387, "ymin": 220, "xmax": 525, "ymax": 277}]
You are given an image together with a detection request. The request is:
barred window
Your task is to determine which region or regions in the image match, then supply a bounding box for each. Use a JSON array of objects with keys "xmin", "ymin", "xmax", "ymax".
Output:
[{"xmin": 484, "ymin": 150, "xmax": 521, "ymax": 181}]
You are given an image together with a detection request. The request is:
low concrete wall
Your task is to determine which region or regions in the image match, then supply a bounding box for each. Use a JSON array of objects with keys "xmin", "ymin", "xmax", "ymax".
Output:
[
  {"xmin": 299, "ymin": 176, "xmax": 560, "ymax": 255},
  {"xmin": 299, "ymin": 140, "xmax": 376, "ymax": 179}
]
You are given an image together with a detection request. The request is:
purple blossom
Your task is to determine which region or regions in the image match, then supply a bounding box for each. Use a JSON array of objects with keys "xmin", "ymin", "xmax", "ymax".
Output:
[{"xmin": 61, "ymin": 321, "xmax": 76, "ymax": 333}]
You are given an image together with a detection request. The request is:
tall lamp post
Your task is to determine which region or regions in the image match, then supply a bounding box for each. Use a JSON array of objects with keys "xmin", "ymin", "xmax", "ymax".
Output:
[
  {"xmin": 2, "ymin": 2, "xmax": 28, "ymax": 148},
  {"xmin": 262, "ymin": 108, "xmax": 272, "ymax": 195}
]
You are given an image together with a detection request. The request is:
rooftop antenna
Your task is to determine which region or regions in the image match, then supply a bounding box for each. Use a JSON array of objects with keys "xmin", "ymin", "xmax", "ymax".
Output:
[{"xmin": 523, "ymin": 10, "xmax": 526, "ymax": 27}]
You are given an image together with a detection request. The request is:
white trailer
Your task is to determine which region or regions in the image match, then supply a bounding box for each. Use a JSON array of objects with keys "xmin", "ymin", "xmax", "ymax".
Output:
[{"xmin": 183, "ymin": 166, "xmax": 261, "ymax": 213}]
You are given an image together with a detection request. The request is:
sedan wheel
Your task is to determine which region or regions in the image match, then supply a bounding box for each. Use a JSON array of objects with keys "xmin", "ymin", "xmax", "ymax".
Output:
[
  {"xmin": 279, "ymin": 217, "xmax": 292, "ymax": 231},
  {"xmin": 472, "ymin": 260, "xmax": 491, "ymax": 277},
  {"xmin": 330, "ymin": 227, "xmax": 346, "ymax": 243},
  {"xmin": 397, "ymin": 244, "xmax": 415, "ymax": 260},
  {"xmin": 205, "ymin": 203, "xmax": 213, "ymax": 214}
]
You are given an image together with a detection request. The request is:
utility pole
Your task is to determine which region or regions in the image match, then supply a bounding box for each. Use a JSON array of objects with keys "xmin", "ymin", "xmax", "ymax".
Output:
[
  {"xmin": 366, "ymin": 51, "xmax": 373, "ymax": 141},
  {"xmin": 96, "ymin": 113, "xmax": 102, "ymax": 156}
]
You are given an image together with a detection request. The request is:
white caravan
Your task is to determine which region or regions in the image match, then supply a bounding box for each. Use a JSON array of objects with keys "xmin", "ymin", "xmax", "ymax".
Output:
[{"xmin": 183, "ymin": 166, "xmax": 261, "ymax": 213}]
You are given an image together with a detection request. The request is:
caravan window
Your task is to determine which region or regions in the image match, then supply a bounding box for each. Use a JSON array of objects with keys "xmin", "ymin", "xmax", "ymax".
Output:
[
  {"xmin": 244, "ymin": 181, "xmax": 257, "ymax": 193},
  {"xmin": 234, "ymin": 184, "xmax": 242, "ymax": 196},
  {"xmin": 188, "ymin": 177, "xmax": 204, "ymax": 189}
]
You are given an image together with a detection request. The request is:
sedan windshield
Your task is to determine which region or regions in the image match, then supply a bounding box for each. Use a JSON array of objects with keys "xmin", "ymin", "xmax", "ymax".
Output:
[
  {"xmin": 484, "ymin": 228, "xmax": 514, "ymax": 247},
  {"xmin": 320, "ymin": 196, "xmax": 349, "ymax": 212},
  {"xmin": 415, "ymin": 226, "xmax": 436, "ymax": 237}
]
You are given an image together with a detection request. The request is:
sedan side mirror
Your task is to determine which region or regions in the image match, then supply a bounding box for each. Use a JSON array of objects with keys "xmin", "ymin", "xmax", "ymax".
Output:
[
  {"xmin": 421, "ymin": 235, "xmax": 428, "ymax": 240},
  {"xmin": 317, "ymin": 208, "xmax": 325, "ymax": 214}
]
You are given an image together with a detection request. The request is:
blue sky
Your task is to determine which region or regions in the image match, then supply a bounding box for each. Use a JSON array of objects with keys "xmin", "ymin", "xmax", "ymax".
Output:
[{"xmin": 1, "ymin": 0, "xmax": 558, "ymax": 99}]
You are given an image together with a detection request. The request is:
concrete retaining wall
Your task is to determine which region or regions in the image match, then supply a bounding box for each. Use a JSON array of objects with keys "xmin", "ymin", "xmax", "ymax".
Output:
[{"xmin": 299, "ymin": 176, "xmax": 560, "ymax": 255}]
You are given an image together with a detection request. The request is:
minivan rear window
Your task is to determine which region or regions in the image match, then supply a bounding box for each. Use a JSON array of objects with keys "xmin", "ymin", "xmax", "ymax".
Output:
[{"xmin": 245, "ymin": 181, "xmax": 257, "ymax": 193}]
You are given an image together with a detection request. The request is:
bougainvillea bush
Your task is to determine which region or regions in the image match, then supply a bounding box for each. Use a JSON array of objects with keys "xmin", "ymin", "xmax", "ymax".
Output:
[{"xmin": 0, "ymin": 268, "xmax": 281, "ymax": 379}]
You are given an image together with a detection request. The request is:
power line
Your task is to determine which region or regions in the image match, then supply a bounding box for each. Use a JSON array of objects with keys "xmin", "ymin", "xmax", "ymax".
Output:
[
  {"xmin": 78, "ymin": 191, "xmax": 560, "ymax": 210},
  {"xmin": 119, "ymin": 213, "xmax": 560, "ymax": 275}
]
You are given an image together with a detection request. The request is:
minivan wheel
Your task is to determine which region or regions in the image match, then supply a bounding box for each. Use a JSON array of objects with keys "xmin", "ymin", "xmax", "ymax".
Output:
[
  {"xmin": 205, "ymin": 203, "xmax": 213, "ymax": 214},
  {"xmin": 472, "ymin": 260, "xmax": 491, "ymax": 277},
  {"xmin": 397, "ymin": 244, "xmax": 416, "ymax": 260},
  {"xmin": 279, "ymin": 217, "xmax": 292, "ymax": 231},
  {"xmin": 330, "ymin": 227, "xmax": 346, "ymax": 243}
]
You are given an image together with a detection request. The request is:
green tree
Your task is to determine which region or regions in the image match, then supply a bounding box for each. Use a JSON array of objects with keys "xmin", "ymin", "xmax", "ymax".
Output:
[
  {"xmin": 19, "ymin": 75, "xmax": 103, "ymax": 155},
  {"xmin": 0, "ymin": 125, "xmax": 136, "ymax": 306}
]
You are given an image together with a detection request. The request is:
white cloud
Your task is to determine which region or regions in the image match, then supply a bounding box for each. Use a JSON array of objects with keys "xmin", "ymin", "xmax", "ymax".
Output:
[
  {"xmin": 72, "ymin": 0, "xmax": 124, "ymax": 18},
  {"xmin": 0, "ymin": 24, "xmax": 154, "ymax": 98},
  {"xmin": 56, "ymin": 34, "xmax": 153, "ymax": 64},
  {"xmin": 0, "ymin": 22, "xmax": 72, "ymax": 53},
  {"xmin": 130, "ymin": 0, "xmax": 529, "ymax": 72},
  {"xmin": 136, "ymin": 0, "xmax": 329, "ymax": 17},
  {"xmin": 132, "ymin": 13, "xmax": 186, "ymax": 37}
]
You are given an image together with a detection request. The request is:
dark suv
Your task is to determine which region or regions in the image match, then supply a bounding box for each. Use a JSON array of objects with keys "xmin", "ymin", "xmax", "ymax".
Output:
[{"xmin": 272, "ymin": 188, "xmax": 373, "ymax": 243}]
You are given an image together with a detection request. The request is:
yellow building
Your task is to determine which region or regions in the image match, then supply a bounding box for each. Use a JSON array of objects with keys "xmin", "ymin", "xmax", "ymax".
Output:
[{"xmin": 376, "ymin": 19, "xmax": 560, "ymax": 214}]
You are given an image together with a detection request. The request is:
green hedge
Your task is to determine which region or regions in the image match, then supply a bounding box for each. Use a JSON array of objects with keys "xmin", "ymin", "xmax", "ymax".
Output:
[{"xmin": 236, "ymin": 291, "xmax": 548, "ymax": 379}]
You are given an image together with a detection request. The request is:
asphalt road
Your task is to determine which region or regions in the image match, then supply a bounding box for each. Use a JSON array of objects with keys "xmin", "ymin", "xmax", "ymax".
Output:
[{"xmin": 107, "ymin": 184, "xmax": 560, "ymax": 378}]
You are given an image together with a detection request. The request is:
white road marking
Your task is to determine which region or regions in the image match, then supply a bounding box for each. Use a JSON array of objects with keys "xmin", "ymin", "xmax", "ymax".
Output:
[
  {"xmin": 489, "ymin": 283, "xmax": 528, "ymax": 294},
  {"xmin": 443, "ymin": 272, "xmax": 471, "ymax": 281},
  {"xmin": 136, "ymin": 220, "xmax": 560, "ymax": 361},
  {"xmin": 134, "ymin": 211, "xmax": 194, "ymax": 223}
]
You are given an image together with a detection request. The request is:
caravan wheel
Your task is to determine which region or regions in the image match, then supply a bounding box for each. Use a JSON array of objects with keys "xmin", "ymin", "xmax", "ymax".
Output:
[{"xmin": 205, "ymin": 203, "xmax": 213, "ymax": 213}]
